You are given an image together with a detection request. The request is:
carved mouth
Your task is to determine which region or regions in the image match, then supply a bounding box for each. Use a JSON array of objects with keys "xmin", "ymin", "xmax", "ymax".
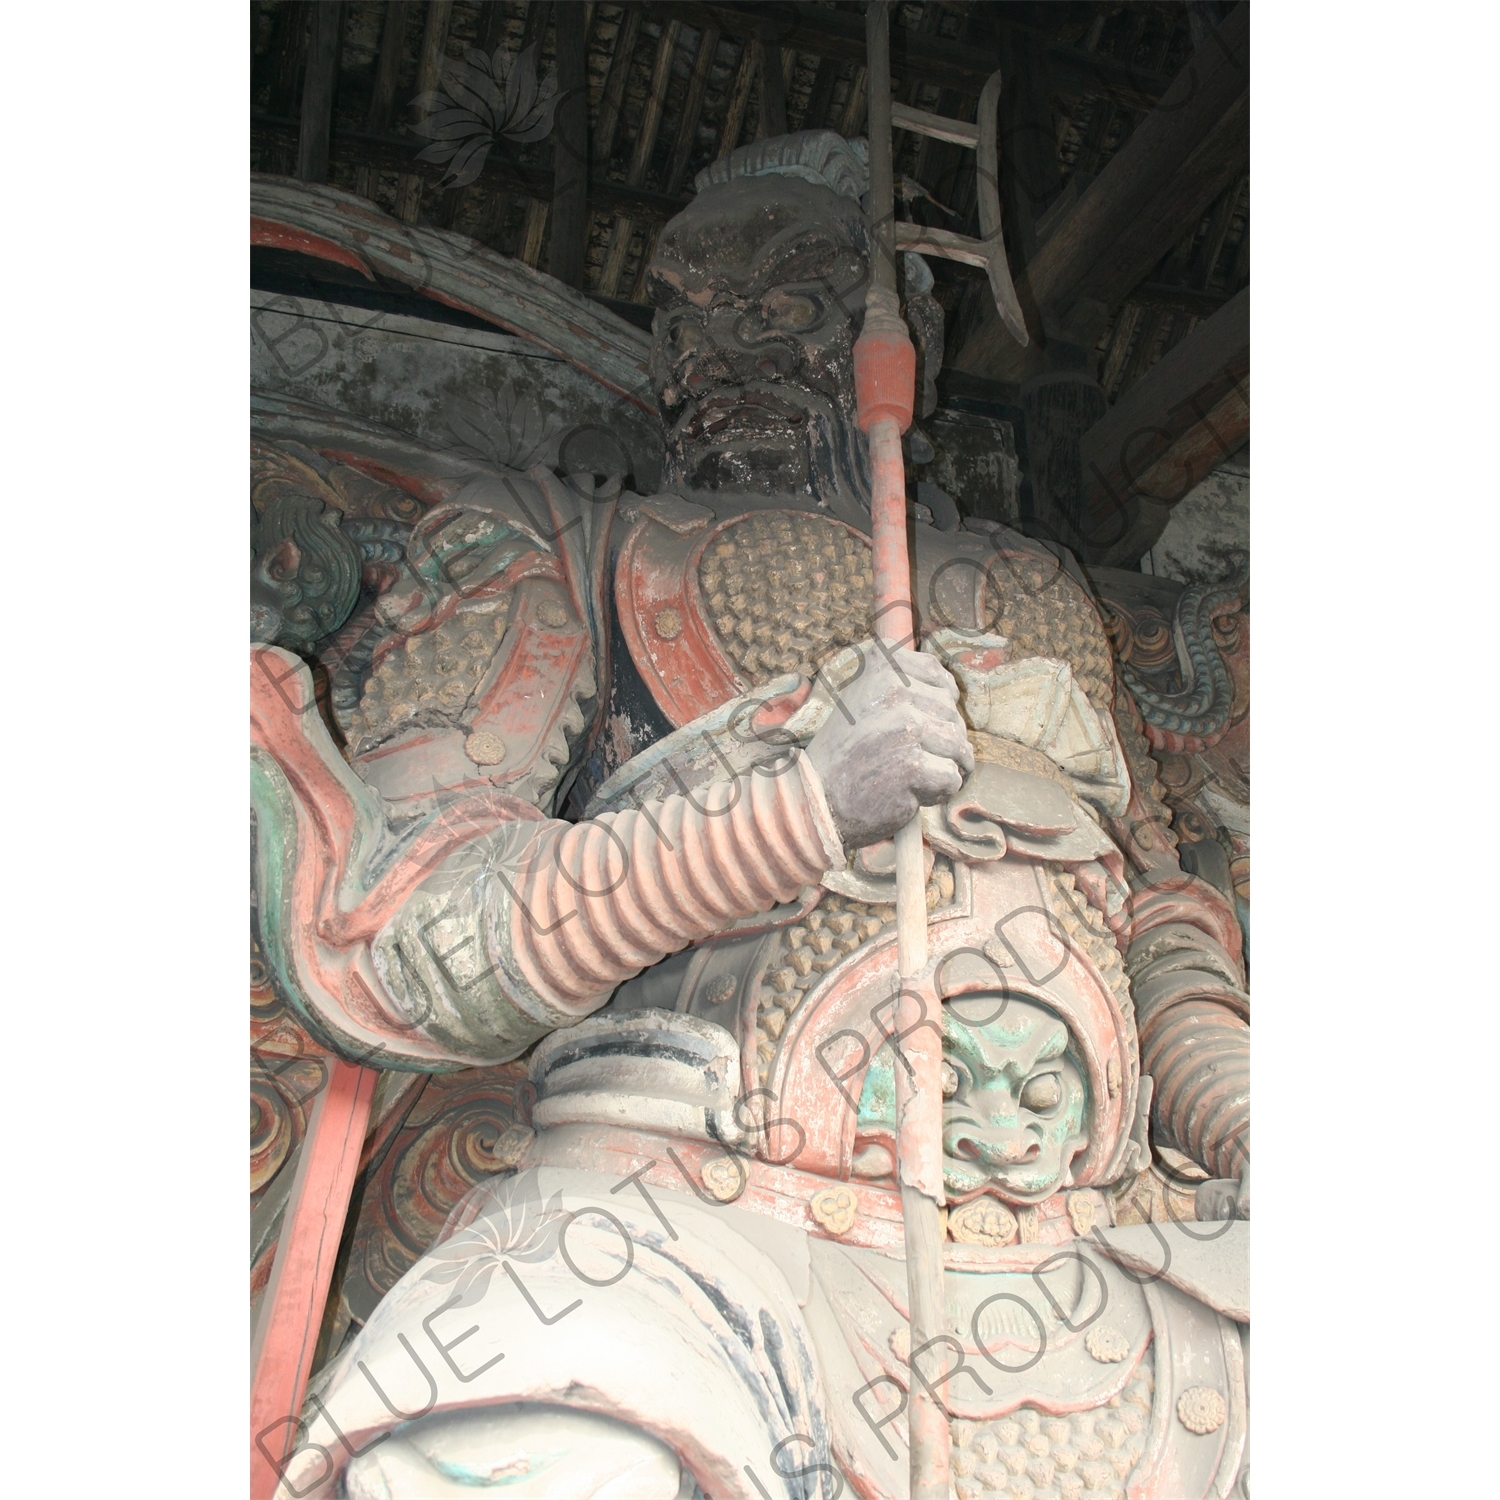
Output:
[{"xmin": 672, "ymin": 387, "xmax": 810, "ymax": 447}]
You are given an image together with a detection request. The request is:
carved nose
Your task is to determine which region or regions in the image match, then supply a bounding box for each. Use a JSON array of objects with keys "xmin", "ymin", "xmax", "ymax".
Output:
[
  {"xmin": 947, "ymin": 1127, "xmax": 1039, "ymax": 1168},
  {"xmin": 679, "ymin": 337, "xmax": 751, "ymax": 386}
]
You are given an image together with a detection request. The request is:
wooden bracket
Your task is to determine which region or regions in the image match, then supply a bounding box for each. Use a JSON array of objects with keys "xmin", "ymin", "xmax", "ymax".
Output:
[
  {"xmin": 892, "ymin": 73, "xmax": 1029, "ymax": 349},
  {"xmin": 250, "ymin": 1059, "xmax": 379, "ymax": 1500}
]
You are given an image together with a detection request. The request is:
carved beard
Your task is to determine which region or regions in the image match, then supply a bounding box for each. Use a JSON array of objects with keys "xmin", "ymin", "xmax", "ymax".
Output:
[{"xmin": 662, "ymin": 380, "xmax": 870, "ymax": 512}]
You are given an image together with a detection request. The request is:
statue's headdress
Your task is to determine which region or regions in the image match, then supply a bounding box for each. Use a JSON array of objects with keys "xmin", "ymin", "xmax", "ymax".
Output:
[{"xmin": 694, "ymin": 129, "xmax": 870, "ymax": 204}]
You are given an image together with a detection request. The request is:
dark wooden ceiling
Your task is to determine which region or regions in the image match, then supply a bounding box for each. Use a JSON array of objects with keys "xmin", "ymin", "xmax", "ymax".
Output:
[{"xmin": 251, "ymin": 1, "xmax": 1247, "ymax": 416}]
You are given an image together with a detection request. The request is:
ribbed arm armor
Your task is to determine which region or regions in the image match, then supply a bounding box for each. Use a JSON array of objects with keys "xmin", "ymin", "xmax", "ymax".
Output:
[
  {"xmin": 508, "ymin": 755, "xmax": 843, "ymax": 1012},
  {"xmin": 1140, "ymin": 1000, "xmax": 1249, "ymax": 1182},
  {"xmin": 1128, "ymin": 919, "xmax": 1250, "ymax": 1183},
  {"xmin": 370, "ymin": 756, "xmax": 844, "ymax": 1066}
]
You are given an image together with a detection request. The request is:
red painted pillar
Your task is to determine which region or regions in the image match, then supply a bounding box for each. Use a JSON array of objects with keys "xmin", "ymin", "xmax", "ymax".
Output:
[{"xmin": 250, "ymin": 1058, "xmax": 378, "ymax": 1499}]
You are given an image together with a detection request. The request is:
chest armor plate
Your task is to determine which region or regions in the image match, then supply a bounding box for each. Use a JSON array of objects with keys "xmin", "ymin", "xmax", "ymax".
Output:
[
  {"xmin": 616, "ymin": 500, "xmax": 877, "ymax": 727},
  {"xmin": 618, "ymin": 499, "xmax": 1120, "ymax": 730}
]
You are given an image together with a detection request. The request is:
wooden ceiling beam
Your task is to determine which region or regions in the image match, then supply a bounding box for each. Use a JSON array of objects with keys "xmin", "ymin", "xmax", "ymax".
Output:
[
  {"xmin": 356, "ymin": 0, "xmax": 409, "ymax": 198},
  {"xmin": 394, "ymin": 0, "xmax": 453, "ymax": 224},
  {"xmin": 504, "ymin": 5, "xmax": 558, "ymax": 255},
  {"xmin": 476, "ymin": 0, "xmax": 509, "ymax": 56},
  {"xmin": 639, "ymin": 2, "xmax": 1171, "ymax": 109},
  {"xmin": 1189, "ymin": 170, "xmax": 1248, "ymax": 290},
  {"xmin": 801, "ymin": 54, "xmax": 841, "ymax": 133},
  {"xmin": 717, "ymin": 37, "xmax": 757, "ymax": 157},
  {"xmin": 594, "ymin": 7, "xmax": 643, "ymax": 164},
  {"xmin": 601, "ymin": 19, "xmax": 683, "ymax": 297},
  {"xmin": 1080, "ymin": 286, "xmax": 1248, "ymax": 566},
  {"xmin": 1124, "ymin": 281, "xmax": 1233, "ymax": 319},
  {"xmin": 838, "ymin": 64, "xmax": 867, "ymax": 138},
  {"xmin": 753, "ymin": 39, "xmax": 788, "ymax": 139},
  {"xmin": 550, "ymin": 1, "xmax": 590, "ymax": 287},
  {"xmin": 629, "ymin": 20, "xmax": 683, "ymax": 186},
  {"xmin": 1113, "ymin": 219, "xmax": 1199, "ymax": 398},
  {"xmin": 262, "ymin": 1, "xmax": 310, "ymax": 125},
  {"xmin": 521, "ymin": 0, "xmax": 553, "ymax": 53},
  {"xmin": 952, "ymin": 3, "xmax": 1248, "ymax": 380},
  {"xmin": 357, "ymin": 30, "xmax": 405, "ymax": 198}
]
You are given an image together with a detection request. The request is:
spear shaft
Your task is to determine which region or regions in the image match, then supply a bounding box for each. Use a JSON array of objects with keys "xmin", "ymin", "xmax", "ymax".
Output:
[{"xmin": 855, "ymin": 5, "xmax": 949, "ymax": 1495}]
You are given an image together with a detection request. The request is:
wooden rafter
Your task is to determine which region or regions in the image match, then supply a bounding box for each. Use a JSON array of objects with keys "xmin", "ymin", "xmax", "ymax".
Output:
[
  {"xmin": 498, "ymin": 0, "xmax": 558, "ymax": 237},
  {"xmin": 664, "ymin": 24, "xmax": 722, "ymax": 194},
  {"xmin": 263, "ymin": 1, "xmax": 309, "ymax": 125},
  {"xmin": 600, "ymin": 18, "xmax": 683, "ymax": 297},
  {"xmin": 753, "ymin": 39, "xmax": 788, "ymax": 139},
  {"xmin": 1081, "ymin": 286, "xmax": 1249, "ymax": 566},
  {"xmin": 296, "ymin": 2, "xmax": 341, "ymax": 185},
  {"xmin": 641, "ymin": 2, "xmax": 1173, "ymax": 108},
  {"xmin": 839, "ymin": 63, "xmax": 868, "ymax": 138},
  {"xmin": 717, "ymin": 37, "xmax": 757, "ymax": 158},
  {"xmin": 356, "ymin": 0, "xmax": 409, "ymax": 199},
  {"xmin": 394, "ymin": 0, "xmax": 453, "ymax": 224},
  {"xmin": 550, "ymin": 1, "xmax": 590, "ymax": 286},
  {"xmin": 801, "ymin": 54, "xmax": 840, "ymax": 132},
  {"xmin": 594, "ymin": 7, "xmax": 643, "ymax": 165}
]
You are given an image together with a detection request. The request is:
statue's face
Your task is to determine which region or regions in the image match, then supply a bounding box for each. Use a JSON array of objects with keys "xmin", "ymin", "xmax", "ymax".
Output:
[
  {"xmin": 941, "ymin": 996, "xmax": 1090, "ymax": 1203},
  {"xmin": 645, "ymin": 175, "xmax": 871, "ymax": 509}
]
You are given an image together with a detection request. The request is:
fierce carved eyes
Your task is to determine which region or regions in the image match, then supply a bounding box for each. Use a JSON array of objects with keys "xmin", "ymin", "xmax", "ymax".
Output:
[
  {"xmin": 666, "ymin": 317, "xmax": 702, "ymax": 354},
  {"xmin": 1019, "ymin": 1073, "xmax": 1063, "ymax": 1114},
  {"xmin": 762, "ymin": 291, "xmax": 821, "ymax": 332}
]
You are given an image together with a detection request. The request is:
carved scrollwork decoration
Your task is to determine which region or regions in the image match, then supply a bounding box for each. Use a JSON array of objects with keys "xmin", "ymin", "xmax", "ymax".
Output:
[
  {"xmin": 1117, "ymin": 581, "xmax": 1246, "ymax": 753},
  {"xmin": 339, "ymin": 1065, "xmax": 535, "ymax": 1325},
  {"xmin": 250, "ymin": 442, "xmax": 364, "ymax": 651}
]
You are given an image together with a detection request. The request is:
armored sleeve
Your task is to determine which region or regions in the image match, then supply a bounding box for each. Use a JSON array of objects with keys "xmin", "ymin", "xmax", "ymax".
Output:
[
  {"xmin": 1109, "ymin": 689, "xmax": 1250, "ymax": 1185},
  {"xmin": 253, "ymin": 643, "xmax": 841, "ymax": 1071},
  {"xmin": 369, "ymin": 755, "xmax": 843, "ymax": 1064}
]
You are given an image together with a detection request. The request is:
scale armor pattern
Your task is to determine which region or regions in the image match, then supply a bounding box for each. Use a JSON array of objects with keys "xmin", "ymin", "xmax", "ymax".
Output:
[
  {"xmin": 340, "ymin": 597, "xmax": 514, "ymax": 749},
  {"xmin": 752, "ymin": 861, "xmax": 957, "ymax": 1083},
  {"xmin": 985, "ymin": 559, "xmax": 1117, "ymax": 717},
  {"xmin": 699, "ymin": 513, "xmax": 875, "ymax": 684},
  {"xmin": 1046, "ymin": 865, "xmax": 1133, "ymax": 1029},
  {"xmin": 1111, "ymin": 682, "xmax": 1178, "ymax": 846},
  {"xmin": 950, "ymin": 1351, "xmax": 1155, "ymax": 1500}
]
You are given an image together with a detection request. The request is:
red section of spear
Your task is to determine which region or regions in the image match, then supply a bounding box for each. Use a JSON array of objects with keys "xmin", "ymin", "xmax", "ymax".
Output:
[{"xmin": 855, "ymin": 302, "xmax": 919, "ymax": 648}]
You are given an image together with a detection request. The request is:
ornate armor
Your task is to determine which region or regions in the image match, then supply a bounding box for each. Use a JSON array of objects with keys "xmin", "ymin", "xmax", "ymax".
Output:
[{"xmin": 251, "ymin": 131, "xmax": 1248, "ymax": 1500}]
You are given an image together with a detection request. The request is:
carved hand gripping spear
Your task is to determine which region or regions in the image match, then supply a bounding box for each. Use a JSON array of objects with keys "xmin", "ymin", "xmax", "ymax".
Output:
[{"xmin": 856, "ymin": 7, "xmax": 1026, "ymax": 1493}]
